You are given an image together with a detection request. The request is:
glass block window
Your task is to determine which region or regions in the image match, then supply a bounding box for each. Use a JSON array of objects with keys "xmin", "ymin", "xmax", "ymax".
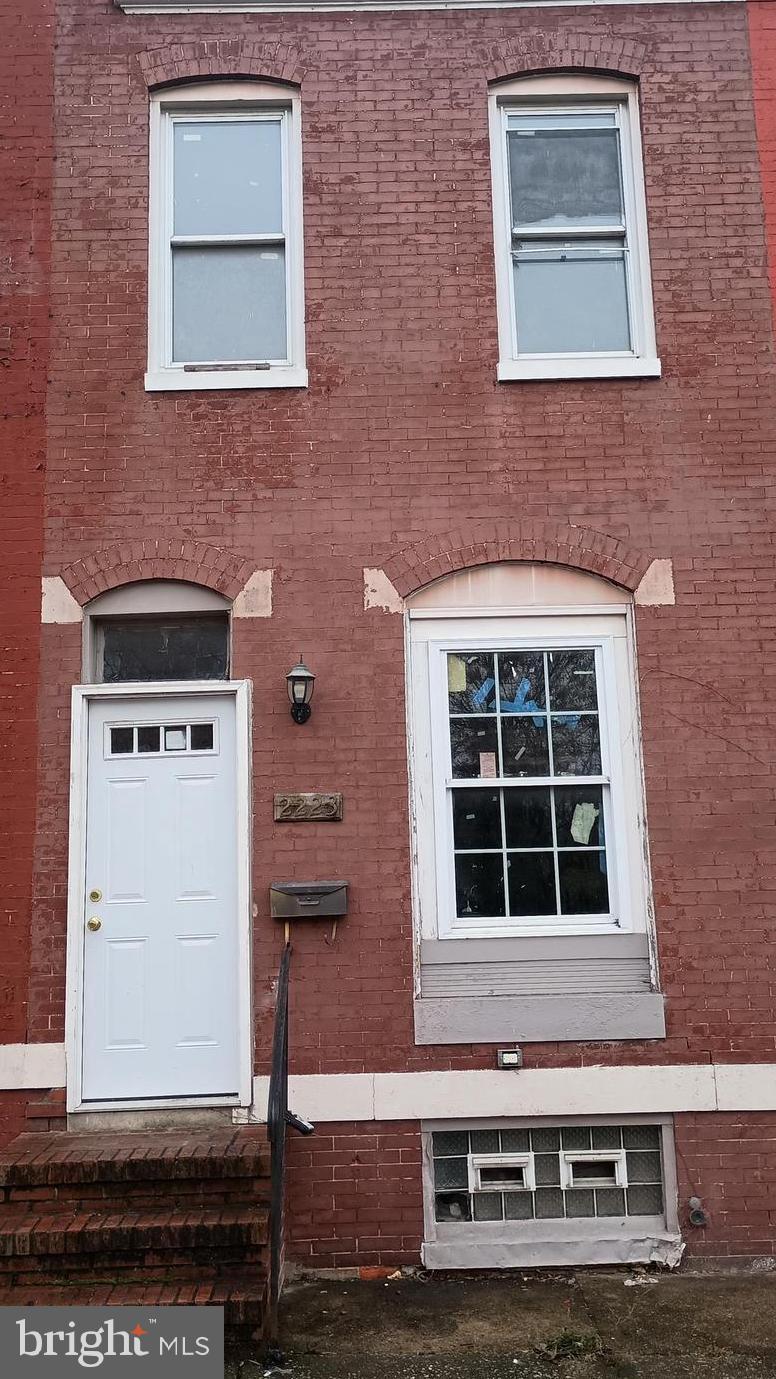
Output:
[
  {"xmin": 448, "ymin": 649, "xmax": 610, "ymax": 923},
  {"xmin": 432, "ymin": 1125, "xmax": 664, "ymax": 1225},
  {"xmin": 99, "ymin": 617, "xmax": 229, "ymax": 683}
]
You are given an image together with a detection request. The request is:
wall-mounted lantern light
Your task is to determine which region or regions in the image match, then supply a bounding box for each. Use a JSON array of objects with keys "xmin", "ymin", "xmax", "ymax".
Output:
[{"xmin": 286, "ymin": 657, "xmax": 315, "ymax": 724}]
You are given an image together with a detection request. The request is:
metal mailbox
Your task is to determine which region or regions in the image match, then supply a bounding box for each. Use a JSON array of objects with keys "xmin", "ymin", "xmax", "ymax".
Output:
[{"xmin": 270, "ymin": 880, "xmax": 348, "ymax": 921}]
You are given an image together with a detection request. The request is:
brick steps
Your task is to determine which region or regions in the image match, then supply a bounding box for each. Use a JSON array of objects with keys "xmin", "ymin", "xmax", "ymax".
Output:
[{"xmin": 0, "ymin": 1128, "xmax": 271, "ymax": 1328}]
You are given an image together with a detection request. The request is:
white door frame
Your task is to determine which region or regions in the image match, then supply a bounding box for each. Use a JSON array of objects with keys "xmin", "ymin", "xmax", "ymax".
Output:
[{"xmin": 65, "ymin": 680, "xmax": 253, "ymax": 1114}]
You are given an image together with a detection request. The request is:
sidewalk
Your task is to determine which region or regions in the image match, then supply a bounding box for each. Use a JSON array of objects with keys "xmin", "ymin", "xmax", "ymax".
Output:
[{"xmin": 227, "ymin": 1270, "xmax": 776, "ymax": 1379}]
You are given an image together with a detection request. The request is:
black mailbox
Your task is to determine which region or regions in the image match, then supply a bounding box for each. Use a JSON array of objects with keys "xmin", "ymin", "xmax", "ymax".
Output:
[{"xmin": 270, "ymin": 881, "xmax": 348, "ymax": 921}]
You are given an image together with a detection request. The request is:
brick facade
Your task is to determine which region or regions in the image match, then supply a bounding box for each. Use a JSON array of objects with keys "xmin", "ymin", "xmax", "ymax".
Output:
[{"xmin": 3, "ymin": 0, "xmax": 776, "ymax": 1270}]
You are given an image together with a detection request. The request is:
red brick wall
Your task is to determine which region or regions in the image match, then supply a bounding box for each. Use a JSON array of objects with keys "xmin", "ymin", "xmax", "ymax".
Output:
[
  {"xmin": 287, "ymin": 1122, "xmax": 423, "ymax": 1269},
  {"xmin": 31, "ymin": 0, "xmax": 776, "ymax": 1080},
  {"xmin": 750, "ymin": 2, "xmax": 776, "ymax": 310},
  {"xmin": 675, "ymin": 1113, "xmax": 776, "ymax": 1260},
  {"xmin": 0, "ymin": 0, "xmax": 53, "ymax": 1047}
]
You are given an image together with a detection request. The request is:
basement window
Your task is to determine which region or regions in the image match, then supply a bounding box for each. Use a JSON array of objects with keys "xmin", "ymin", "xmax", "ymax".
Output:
[{"xmin": 423, "ymin": 1120, "xmax": 679, "ymax": 1268}]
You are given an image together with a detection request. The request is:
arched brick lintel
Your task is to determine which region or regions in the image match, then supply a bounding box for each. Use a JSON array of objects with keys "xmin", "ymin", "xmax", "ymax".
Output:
[
  {"xmin": 382, "ymin": 522, "xmax": 652, "ymax": 600},
  {"xmin": 136, "ymin": 42, "xmax": 306, "ymax": 91},
  {"xmin": 60, "ymin": 539, "xmax": 255, "ymax": 607},
  {"xmin": 487, "ymin": 35, "xmax": 647, "ymax": 84}
]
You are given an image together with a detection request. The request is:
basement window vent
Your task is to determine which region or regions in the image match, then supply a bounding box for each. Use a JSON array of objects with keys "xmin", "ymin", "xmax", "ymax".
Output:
[{"xmin": 432, "ymin": 1124, "xmax": 664, "ymax": 1224}]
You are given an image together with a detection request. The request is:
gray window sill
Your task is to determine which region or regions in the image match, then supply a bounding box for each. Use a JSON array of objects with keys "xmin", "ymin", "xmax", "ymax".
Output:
[{"xmin": 414, "ymin": 992, "xmax": 666, "ymax": 1044}]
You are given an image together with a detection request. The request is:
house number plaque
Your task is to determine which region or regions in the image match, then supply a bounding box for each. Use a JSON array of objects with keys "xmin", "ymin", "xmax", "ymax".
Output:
[{"xmin": 274, "ymin": 792, "xmax": 343, "ymax": 822}]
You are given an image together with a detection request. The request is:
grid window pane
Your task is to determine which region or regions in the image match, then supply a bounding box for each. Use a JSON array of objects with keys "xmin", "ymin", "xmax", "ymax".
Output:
[
  {"xmin": 473, "ymin": 1193, "xmax": 504, "ymax": 1222},
  {"xmin": 513, "ymin": 244, "xmax": 631, "ymax": 356},
  {"xmin": 595, "ymin": 1188, "xmax": 626, "ymax": 1216},
  {"xmin": 504, "ymin": 787, "xmax": 553, "ymax": 849},
  {"xmin": 531, "ymin": 1128, "xmax": 560, "ymax": 1153},
  {"xmin": 448, "ymin": 654, "xmax": 497, "ymax": 714},
  {"xmin": 455, "ymin": 854, "xmax": 505, "ymax": 919},
  {"xmin": 555, "ymin": 786, "xmax": 605, "ymax": 848},
  {"xmin": 566, "ymin": 1189, "xmax": 595, "ymax": 1218},
  {"xmin": 435, "ymin": 1191, "xmax": 471, "ymax": 1222},
  {"xmin": 548, "ymin": 650, "xmax": 599, "ymax": 711},
  {"xmin": 534, "ymin": 1154, "xmax": 561, "ymax": 1186},
  {"xmin": 450, "ymin": 718, "xmax": 499, "ymax": 780},
  {"xmin": 173, "ymin": 119, "xmax": 283, "ymax": 237},
  {"xmin": 172, "ymin": 244, "xmax": 287, "ymax": 364},
  {"xmin": 433, "ymin": 1132, "xmax": 469, "ymax": 1157},
  {"xmin": 453, "ymin": 790, "xmax": 502, "ymax": 850},
  {"xmin": 625, "ymin": 1151, "xmax": 662, "ymax": 1184},
  {"xmin": 535, "ymin": 1188, "xmax": 565, "ymax": 1219},
  {"xmin": 627, "ymin": 1184, "xmax": 664, "ymax": 1216},
  {"xmin": 501, "ymin": 717, "xmax": 550, "ymax": 777},
  {"xmin": 470, "ymin": 1129, "xmax": 501, "ymax": 1154},
  {"xmin": 592, "ymin": 1126, "xmax": 622, "ymax": 1151},
  {"xmin": 558, "ymin": 851, "xmax": 609, "ymax": 915},
  {"xmin": 434, "ymin": 1157, "xmax": 469, "ymax": 1190},
  {"xmin": 504, "ymin": 1192, "xmax": 534, "ymax": 1220},
  {"xmin": 507, "ymin": 853, "xmax": 556, "ymax": 917},
  {"xmin": 497, "ymin": 652, "xmax": 546, "ymax": 713},
  {"xmin": 508, "ymin": 123, "xmax": 624, "ymax": 230},
  {"xmin": 551, "ymin": 714, "xmax": 602, "ymax": 776},
  {"xmin": 623, "ymin": 1126, "xmax": 661, "ymax": 1151},
  {"xmin": 501, "ymin": 1129, "xmax": 530, "ymax": 1153},
  {"xmin": 562, "ymin": 1127, "xmax": 592, "ymax": 1151}
]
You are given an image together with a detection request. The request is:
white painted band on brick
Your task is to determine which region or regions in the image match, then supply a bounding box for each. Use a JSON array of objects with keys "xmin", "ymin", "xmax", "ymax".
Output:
[
  {"xmin": 117, "ymin": 0, "xmax": 743, "ymax": 14},
  {"xmin": 363, "ymin": 568, "xmax": 403, "ymax": 613},
  {"xmin": 0, "ymin": 1044, "xmax": 66, "ymax": 1089},
  {"xmin": 41, "ymin": 577, "xmax": 83, "ymax": 624},
  {"xmin": 232, "ymin": 569, "xmax": 273, "ymax": 618},
  {"xmin": 635, "ymin": 559, "xmax": 675, "ymax": 607},
  {"xmin": 250, "ymin": 1063, "xmax": 776, "ymax": 1122}
]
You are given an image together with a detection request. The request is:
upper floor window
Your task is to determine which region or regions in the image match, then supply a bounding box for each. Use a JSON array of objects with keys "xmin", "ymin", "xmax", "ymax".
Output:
[
  {"xmin": 146, "ymin": 82, "xmax": 306, "ymax": 392},
  {"xmin": 489, "ymin": 75, "xmax": 660, "ymax": 382}
]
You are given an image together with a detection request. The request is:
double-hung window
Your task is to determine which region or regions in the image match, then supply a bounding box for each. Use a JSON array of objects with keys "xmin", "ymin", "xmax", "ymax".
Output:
[
  {"xmin": 489, "ymin": 75, "xmax": 659, "ymax": 381},
  {"xmin": 147, "ymin": 82, "xmax": 306, "ymax": 392}
]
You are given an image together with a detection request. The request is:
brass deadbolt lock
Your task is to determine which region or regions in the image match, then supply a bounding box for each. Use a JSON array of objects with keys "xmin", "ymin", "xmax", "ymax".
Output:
[
  {"xmin": 89, "ymin": 889, "xmax": 102, "ymax": 902},
  {"xmin": 87, "ymin": 917, "xmax": 102, "ymax": 932}
]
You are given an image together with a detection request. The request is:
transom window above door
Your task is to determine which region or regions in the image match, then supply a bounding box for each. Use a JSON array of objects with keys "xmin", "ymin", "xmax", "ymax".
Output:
[
  {"xmin": 146, "ymin": 82, "xmax": 306, "ymax": 392},
  {"xmin": 489, "ymin": 74, "xmax": 660, "ymax": 381},
  {"xmin": 96, "ymin": 616, "xmax": 229, "ymax": 683}
]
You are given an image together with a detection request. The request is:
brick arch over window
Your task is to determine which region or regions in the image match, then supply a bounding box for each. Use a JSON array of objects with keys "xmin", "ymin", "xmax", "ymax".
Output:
[
  {"xmin": 488, "ymin": 35, "xmax": 647, "ymax": 85},
  {"xmin": 382, "ymin": 521, "xmax": 651, "ymax": 599},
  {"xmin": 60, "ymin": 539, "xmax": 255, "ymax": 607},
  {"xmin": 136, "ymin": 42, "xmax": 306, "ymax": 92}
]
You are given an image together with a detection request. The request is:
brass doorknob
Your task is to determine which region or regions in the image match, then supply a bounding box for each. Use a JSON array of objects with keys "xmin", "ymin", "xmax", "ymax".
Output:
[{"xmin": 87, "ymin": 917, "xmax": 102, "ymax": 932}]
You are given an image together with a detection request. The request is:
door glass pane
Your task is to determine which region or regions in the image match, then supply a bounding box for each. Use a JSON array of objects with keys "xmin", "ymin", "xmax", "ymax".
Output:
[
  {"xmin": 513, "ymin": 243, "xmax": 630, "ymax": 355},
  {"xmin": 508, "ymin": 122, "xmax": 623, "ymax": 229},
  {"xmin": 172, "ymin": 245, "xmax": 287, "ymax": 364},
  {"xmin": 174, "ymin": 119, "xmax": 283, "ymax": 237},
  {"xmin": 100, "ymin": 618, "xmax": 229, "ymax": 682}
]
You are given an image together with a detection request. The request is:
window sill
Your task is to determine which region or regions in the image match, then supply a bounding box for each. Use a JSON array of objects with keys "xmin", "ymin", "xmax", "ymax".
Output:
[
  {"xmin": 414, "ymin": 993, "xmax": 666, "ymax": 1044},
  {"xmin": 497, "ymin": 357, "xmax": 662, "ymax": 383},
  {"xmin": 144, "ymin": 365, "xmax": 309, "ymax": 393}
]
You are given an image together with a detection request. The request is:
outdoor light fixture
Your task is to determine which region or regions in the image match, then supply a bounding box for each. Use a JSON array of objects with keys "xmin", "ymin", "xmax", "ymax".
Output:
[{"xmin": 286, "ymin": 657, "xmax": 315, "ymax": 724}]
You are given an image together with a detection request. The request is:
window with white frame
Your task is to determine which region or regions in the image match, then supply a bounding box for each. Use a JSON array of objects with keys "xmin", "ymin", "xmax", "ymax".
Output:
[
  {"xmin": 489, "ymin": 74, "xmax": 659, "ymax": 381},
  {"xmin": 408, "ymin": 576, "xmax": 650, "ymax": 942},
  {"xmin": 146, "ymin": 82, "xmax": 306, "ymax": 392}
]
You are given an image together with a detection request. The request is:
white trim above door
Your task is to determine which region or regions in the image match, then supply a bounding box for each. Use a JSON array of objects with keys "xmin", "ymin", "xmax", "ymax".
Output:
[{"xmin": 66, "ymin": 681, "xmax": 253, "ymax": 1113}]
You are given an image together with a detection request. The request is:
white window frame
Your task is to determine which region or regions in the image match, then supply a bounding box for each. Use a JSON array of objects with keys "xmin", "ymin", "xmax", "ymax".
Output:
[
  {"xmin": 146, "ymin": 81, "xmax": 307, "ymax": 392},
  {"xmin": 409, "ymin": 607, "xmax": 651, "ymax": 941},
  {"xmin": 560, "ymin": 1149, "xmax": 627, "ymax": 1190},
  {"xmin": 489, "ymin": 74, "xmax": 660, "ymax": 382},
  {"xmin": 468, "ymin": 1153, "xmax": 535, "ymax": 1195}
]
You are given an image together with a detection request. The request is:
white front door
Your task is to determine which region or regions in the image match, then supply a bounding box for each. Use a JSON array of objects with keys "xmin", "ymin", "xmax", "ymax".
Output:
[{"xmin": 81, "ymin": 692, "xmax": 242, "ymax": 1102}]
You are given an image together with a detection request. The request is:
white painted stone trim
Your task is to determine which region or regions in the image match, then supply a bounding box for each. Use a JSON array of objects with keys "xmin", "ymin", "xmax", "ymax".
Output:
[
  {"xmin": 363, "ymin": 568, "xmax": 403, "ymax": 613},
  {"xmin": 249, "ymin": 1063, "xmax": 776, "ymax": 1122},
  {"xmin": 41, "ymin": 577, "xmax": 83, "ymax": 624},
  {"xmin": 117, "ymin": 0, "xmax": 743, "ymax": 14},
  {"xmin": 0, "ymin": 1043, "xmax": 66, "ymax": 1089},
  {"xmin": 233, "ymin": 569, "xmax": 273, "ymax": 618},
  {"xmin": 635, "ymin": 559, "xmax": 675, "ymax": 607}
]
